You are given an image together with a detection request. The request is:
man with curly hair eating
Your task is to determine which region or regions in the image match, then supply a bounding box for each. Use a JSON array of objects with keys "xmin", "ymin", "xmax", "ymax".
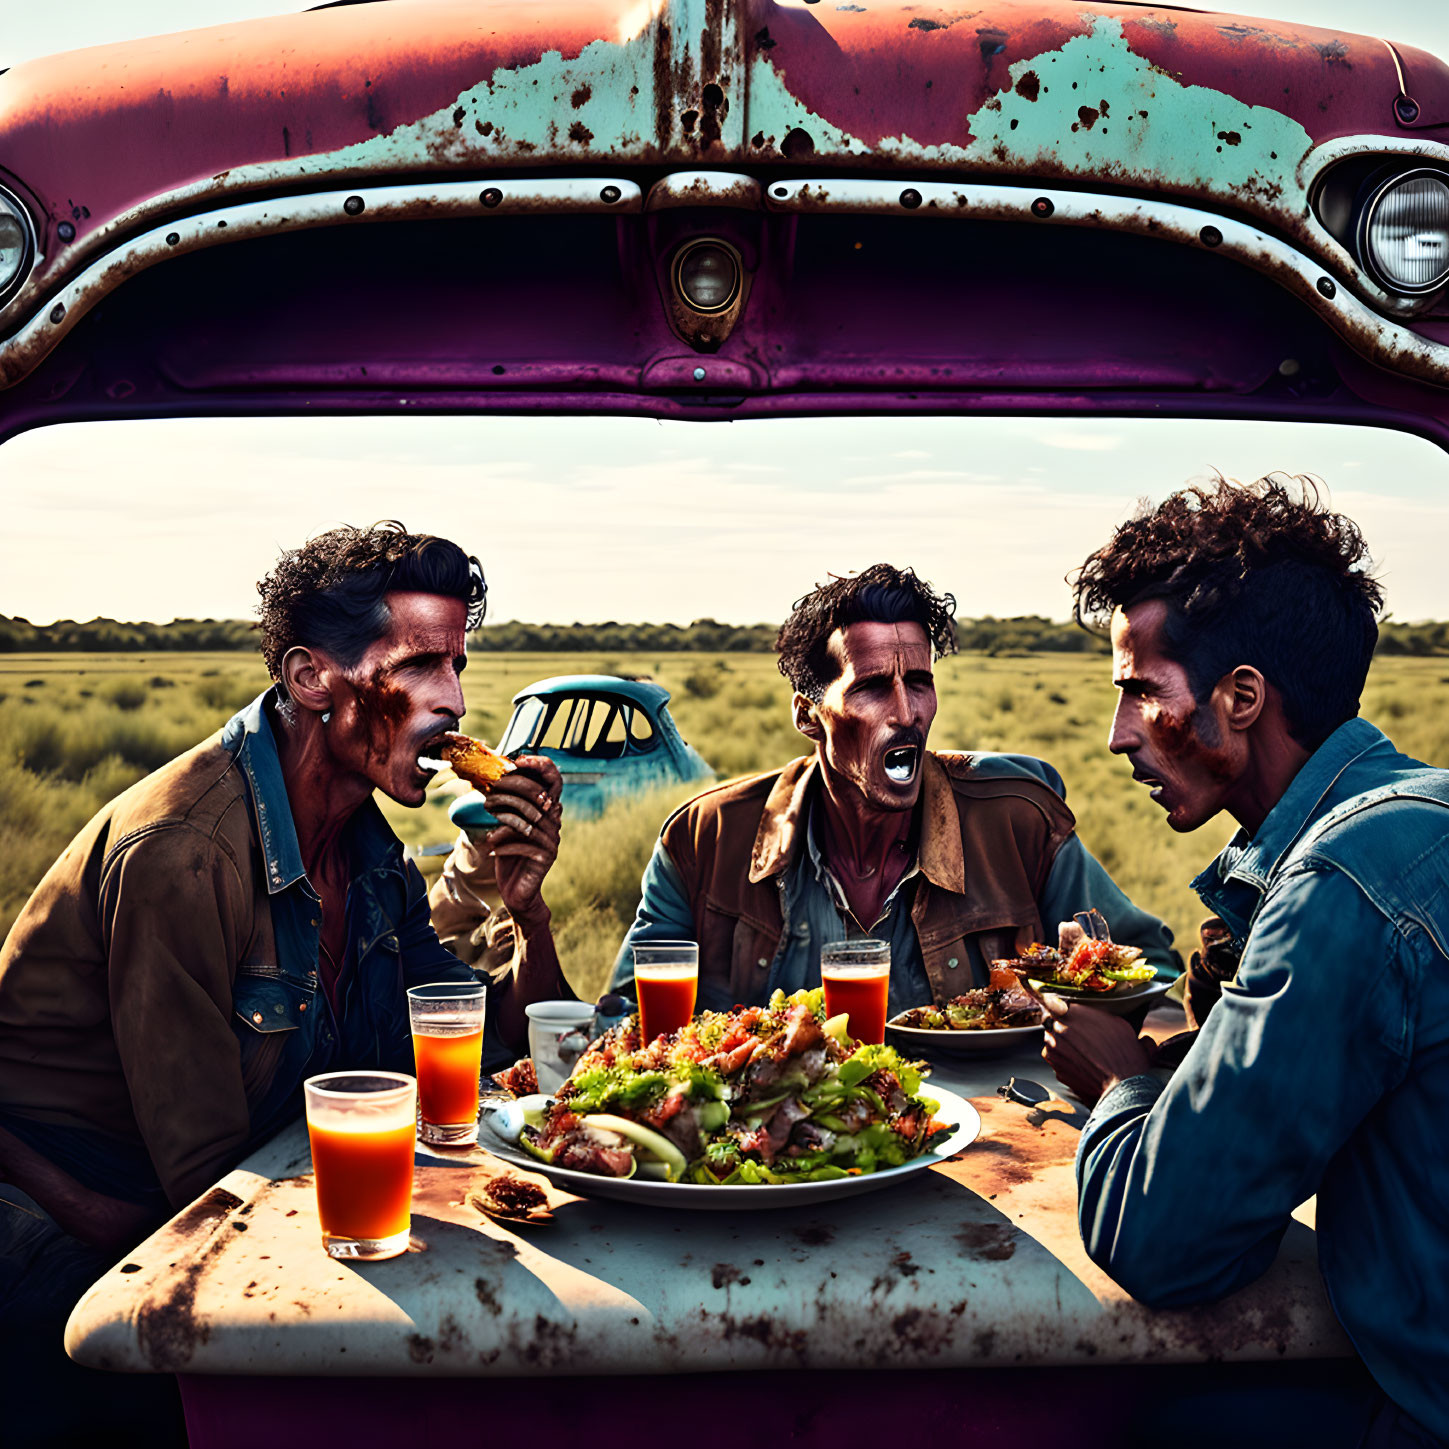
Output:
[
  {"xmin": 0, "ymin": 523, "xmax": 568, "ymax": 1434},
  {"xmin": 1043, "ymin": 476, "xmax": 1449, "ymax": 1446},
  {"xmin": 611, "ymin": 563, "xmax": 1175, "ymax": 1014}
]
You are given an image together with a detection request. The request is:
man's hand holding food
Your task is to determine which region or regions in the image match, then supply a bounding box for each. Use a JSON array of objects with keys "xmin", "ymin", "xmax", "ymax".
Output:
[
  {"xmin": 478, "ymin": 754, "xmax": 563, "ymax": 927},
  {"xmin": 439, "ymin": 732, "xmax": 571, "ymax": 1038}
]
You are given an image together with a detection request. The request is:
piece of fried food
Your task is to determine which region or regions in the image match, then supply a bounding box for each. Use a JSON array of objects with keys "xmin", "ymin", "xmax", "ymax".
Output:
[{"xmin": 442, "ymin": 731, "xmax": 513, "ymax": 788}]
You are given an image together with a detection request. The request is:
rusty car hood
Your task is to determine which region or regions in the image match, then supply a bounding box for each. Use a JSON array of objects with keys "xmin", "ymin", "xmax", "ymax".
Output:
[
  {"xmin": 2, "ymin": 0, "xmax": 1448, "ymax": 442},
  {"xmin": 3, "ymin": 0, "xmax": 1445, "ymax": 310}
]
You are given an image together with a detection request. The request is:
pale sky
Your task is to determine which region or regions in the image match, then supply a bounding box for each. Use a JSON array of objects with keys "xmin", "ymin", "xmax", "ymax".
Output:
[
  {"xmin": 3, "ymin": 415, "xmax": 1447, "ymax": 626},
  {"xmin": 2, "ymin": 0, "xmax": 1448, "ymax": 69},
  {"xmin": 3, "ymin": 2, "xmax": 1447, "ymax": 627}
]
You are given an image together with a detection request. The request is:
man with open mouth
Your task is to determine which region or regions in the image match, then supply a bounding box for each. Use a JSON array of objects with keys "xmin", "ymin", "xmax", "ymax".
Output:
[{"xmin": 611, "ymin": 563, "xmax": 1175, "ymax": 1017}]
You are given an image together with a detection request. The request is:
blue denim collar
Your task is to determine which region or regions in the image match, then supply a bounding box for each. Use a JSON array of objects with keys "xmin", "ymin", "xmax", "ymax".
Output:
[
  {"xmin": 222, "ymin": 689, "xmax": 403, "ymax": 896},
  {"xmin": 1192, "ymin": 716, "xmax": 1392, "ymax": 904}
]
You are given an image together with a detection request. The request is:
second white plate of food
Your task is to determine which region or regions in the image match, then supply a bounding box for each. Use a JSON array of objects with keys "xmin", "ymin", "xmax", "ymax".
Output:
[
  {"xmin": 480, "ymin": 1086, "xmax": 981, "ymax": 1209},
  {"xmin": 885, "ymin": 1017, "xmax": 1045, "ymax": 1054},
  {"xmin": 1028, "ymin": 976, "xmax": 1174, "ymax": 1017}
]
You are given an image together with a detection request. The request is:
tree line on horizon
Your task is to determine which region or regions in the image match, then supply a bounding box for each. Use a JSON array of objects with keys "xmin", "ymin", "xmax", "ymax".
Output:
[{"xmin": 2, "ymin": 612, "xmax": 1447, "ymax": 656}]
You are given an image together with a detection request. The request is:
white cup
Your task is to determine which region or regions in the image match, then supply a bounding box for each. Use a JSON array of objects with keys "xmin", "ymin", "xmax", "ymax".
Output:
[{"xmin": 525, "ymin": 1000, "xmax": 597, "ymax": 1094}]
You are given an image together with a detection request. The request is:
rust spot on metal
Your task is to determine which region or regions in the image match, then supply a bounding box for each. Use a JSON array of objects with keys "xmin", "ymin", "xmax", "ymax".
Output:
[
  {"xmin": 720, "ymin": 1313, "xmax": 808, "ymax": 1355},
  {"xmin": 700, "ymin": 80, "xmax": 726, "ymax": 150},
  {"xmin": 889, "ymin": 1303, "xmax": 967, "ymax": 1357},
  {"xmin": 1314, "ymin": 39, "xmax": 1352, "ymax": 68},
  {"xmin": 520, "ymin": 1313, "xmax": 579, "ymax": 1367},
  {"xmin": 1217, "ymin": 130, "xmax": 1242, "ymax": 146},
  {"xmin": 908, "ymin": 17, "xmax": 944, "ymax": 32},
  {"xmin": 568, "ymin": 120, "xmax": 594, "ymax": 144},
  {"xmin": 653, "ymin": 12, "xmax": 675, "ymax": 151},
  {"xmin": 134, "ymin": 1186, "xmax": 245, "ymax": 1372},
  {"xmin": 569, "ymin": 84, "xmax": 591, "ymax": 109},
  {"xmin": 1016, "ymin": 70, "xmax": 1040, "ymax": 102},
  {"xmin": 978, "ymin": 28, "xmax": 1007, "ymax": 61},
  {"xmin": 475, "ymin": 1277, "xmax": 502, "ymax": 1316},
  {"xmin": 939, "ymin": 1095, "xmax": 1079, "ymax": 1197},
  {"xmin": 1076, "ymin": 105, "xmax": 1099, "ymax": 131},
  {"xmin": 782, "ymin": 126, "xmax": 814, "ymax": 159},
  {"xmin": 164, "ymin": 1186, "xmax": 245, "ymax": 1241},
  {"xmin": 408, "ymin": 1333, "xmax": 435, "ymax": 1363},
  {"xmin": 956, "ymin": 1223, "xmax": 1019, "ymax": 1261},
  {"xmin": 794, "ymin": 1222, "xmax": 834, "ymax": 1246},
  {"xmin": 753, "ymin": 26, "xmax": 776, "ymax": 51},
  {"xmin": 711, "ymin": 1263, "xmax": 743, "ymax": 1289}
]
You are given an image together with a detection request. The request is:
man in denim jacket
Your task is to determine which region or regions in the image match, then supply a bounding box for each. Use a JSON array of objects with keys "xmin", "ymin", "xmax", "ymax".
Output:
[
  {"xmin": 1043, "ymin": 476, "xmax": 1449, "ymax": 1446},
  {"xmin": 0, "ymin": 524, "xmax": 568, "ymax": 1425}
]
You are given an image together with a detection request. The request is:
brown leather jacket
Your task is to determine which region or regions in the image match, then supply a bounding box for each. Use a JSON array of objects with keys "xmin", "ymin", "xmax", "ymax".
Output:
[
  {"xmin": 0, "ymin": 694, "xmax": 478, "ymax": 1212},
  {"xmin": 660, "ymin": 752, "xmax": 1077, "ymax": 1006}
]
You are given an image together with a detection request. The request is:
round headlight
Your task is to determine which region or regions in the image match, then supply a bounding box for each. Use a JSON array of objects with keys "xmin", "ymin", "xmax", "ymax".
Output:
[
  {"xmin": 673, "ymin": 239, "xmax": 741, "ymax": 314},
  {"xmin": 0, "ymin": 187, "xmax": 36, "ymax": 306},
  {"xmin": 1357, "ymin": 169, "xmax": 1449, "ymax": 296}
]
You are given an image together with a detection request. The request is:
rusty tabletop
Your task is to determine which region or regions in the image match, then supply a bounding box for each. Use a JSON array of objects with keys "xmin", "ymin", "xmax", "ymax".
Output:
[{"xmin": 64, "ymin": 1004, "xmax": 1350, "ymax": 1381}]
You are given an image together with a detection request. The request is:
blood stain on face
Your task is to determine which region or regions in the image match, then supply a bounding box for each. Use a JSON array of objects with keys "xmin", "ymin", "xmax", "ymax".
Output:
[{"xmin": 351, "ymin": 666, "xmax": 413, "ymax": 765}]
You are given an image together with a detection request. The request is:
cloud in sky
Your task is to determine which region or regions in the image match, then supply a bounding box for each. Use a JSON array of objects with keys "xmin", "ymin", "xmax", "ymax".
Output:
[
  {"xmin": 2, "ymin": 414, "xmax": 1447, "ymax": 626},
  {"xmin": 1037, "ymin": 432, "xmax": 1125, "ymax": 453}
]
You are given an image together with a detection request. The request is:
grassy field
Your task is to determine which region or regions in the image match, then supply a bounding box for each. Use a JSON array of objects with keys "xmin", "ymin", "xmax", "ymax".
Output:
[{"xmin": 4, "ymin": 649, "xmax": 1449, "ymax": 1001}]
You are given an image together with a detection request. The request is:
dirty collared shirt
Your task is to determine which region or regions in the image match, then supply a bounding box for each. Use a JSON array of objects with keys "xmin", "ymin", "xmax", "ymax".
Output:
[
  {"xmin": 614, "ymin": 755, "xmax": 1176, "ymax": 1010},
  {"xmin": 1074, "ymin": 718, "xmax": 1449, "ymax": 1439}
]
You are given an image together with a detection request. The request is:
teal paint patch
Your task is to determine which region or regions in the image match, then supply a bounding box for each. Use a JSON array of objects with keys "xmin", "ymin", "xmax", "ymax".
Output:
[
  {"xmin": 746, "ymin": 54, "xmax": 877, "ymax": 157},
  {"xmin": 221, "ymin": 0, "xmax": 741, "ymax": 185},
  {"xmin": 750, "ymin": 14, "xmax": 1312, "ymax": 210},
  {"xmin": 964, "ymin": 17, "xmax": 1313, "ymax": 208}
]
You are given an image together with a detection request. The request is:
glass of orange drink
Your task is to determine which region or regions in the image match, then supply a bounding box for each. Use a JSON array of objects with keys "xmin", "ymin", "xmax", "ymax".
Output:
[
  {"xmin": 820, "ymin": 939, "xmax": 891, "ymax": 1045},
  {"xmin": 632, "ymin": 941, "xmax": 699, "ymax": 1044},
  {"xmin": 304, "ymin": 1071, "xmax": 417, "ymax": 1260},
  {"xmin": 407, "ymin": 981, "xmax": 487, "ymax": 1146}
]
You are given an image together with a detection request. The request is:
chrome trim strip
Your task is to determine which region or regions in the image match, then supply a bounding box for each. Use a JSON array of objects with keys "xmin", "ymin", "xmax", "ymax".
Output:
[
  {"xmin": 764, "ymin": 178, "xmax": 1449, "ymax": 389},
  {"xmin": 644, "ymin": 172, "xmax": 762, "ymax": 211},
  {"xmin": 0, "ymin": 177, "xmax": 642, "ymax": 390}
]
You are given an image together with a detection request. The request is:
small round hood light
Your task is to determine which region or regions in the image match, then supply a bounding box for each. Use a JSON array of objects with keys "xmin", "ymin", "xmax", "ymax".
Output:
[{"xmin": 674, "ymin": 240, "xmax": 741, "ymax": 314}]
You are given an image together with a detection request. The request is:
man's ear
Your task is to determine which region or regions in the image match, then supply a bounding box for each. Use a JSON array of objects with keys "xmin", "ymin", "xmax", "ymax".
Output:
[
  {"xmin": 1217, "ymin": 665, "xmax": 1267, "ymax": 733},
  {"xmin": 792, "ymin": 691, "xmax": 823, "ymax": 743},
  {"xmin": 280, "ymin": 646, "xmax": 333, "ymax": 718}
]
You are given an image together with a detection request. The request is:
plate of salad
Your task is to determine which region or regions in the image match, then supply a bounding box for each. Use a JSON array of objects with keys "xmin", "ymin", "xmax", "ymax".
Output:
[
  {"xmin": 885, "ymin": 964, "xmax": 1046, "ymax": 1054},
  {"xmin": 482, "ymin": 989, "xmax": 980, "ymax": 1208},
  {"xmin": 1008, "ymin": 913, "xmax": 1173, "ymax": 1018}
]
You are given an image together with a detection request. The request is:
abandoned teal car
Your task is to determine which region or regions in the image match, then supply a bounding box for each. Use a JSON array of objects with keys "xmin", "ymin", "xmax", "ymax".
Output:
[{"xmin": 449, "ymin": 675, "xmax": 714, "ymax": 833}]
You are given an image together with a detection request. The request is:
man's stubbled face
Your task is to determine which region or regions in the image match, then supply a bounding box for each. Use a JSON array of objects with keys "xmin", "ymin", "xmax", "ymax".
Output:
[
  {"xmin": 328, "ymin": 591, "xmax": 468, "ymax": 807},
  {"xmin": 1108, "ymin": 600, "xmax": 1239, "ymax": 832},
  {"xmin": 810, "ymin": 620, "xmax": 937, "ymax": 813}
]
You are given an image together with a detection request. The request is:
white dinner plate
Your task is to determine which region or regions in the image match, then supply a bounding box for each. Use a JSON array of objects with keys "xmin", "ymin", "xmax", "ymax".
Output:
[
  {"xmin": 1028, "ymin": 976, "xmax": 1174, "ymax": 1017},
  {"xmin": 480, "ymin": 1086, "xmax": 981, "ymax": 1209},
  {"xmin": 886, "ymin": 1015, "xmax": 1044, "ymax": 1054}
]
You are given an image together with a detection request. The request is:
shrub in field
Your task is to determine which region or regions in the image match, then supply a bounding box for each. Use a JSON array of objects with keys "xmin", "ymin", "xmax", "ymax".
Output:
[
  {"xmin": 194, "ymin": 675, "xmax": 261, "ymax": 712},
  {"xmin": 682, "ymin": 665, "xmax": 724, "ymax": 699},
  {"xmin": 103, "ymin": 682, "xmax": 149, "ymax": 712}
]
